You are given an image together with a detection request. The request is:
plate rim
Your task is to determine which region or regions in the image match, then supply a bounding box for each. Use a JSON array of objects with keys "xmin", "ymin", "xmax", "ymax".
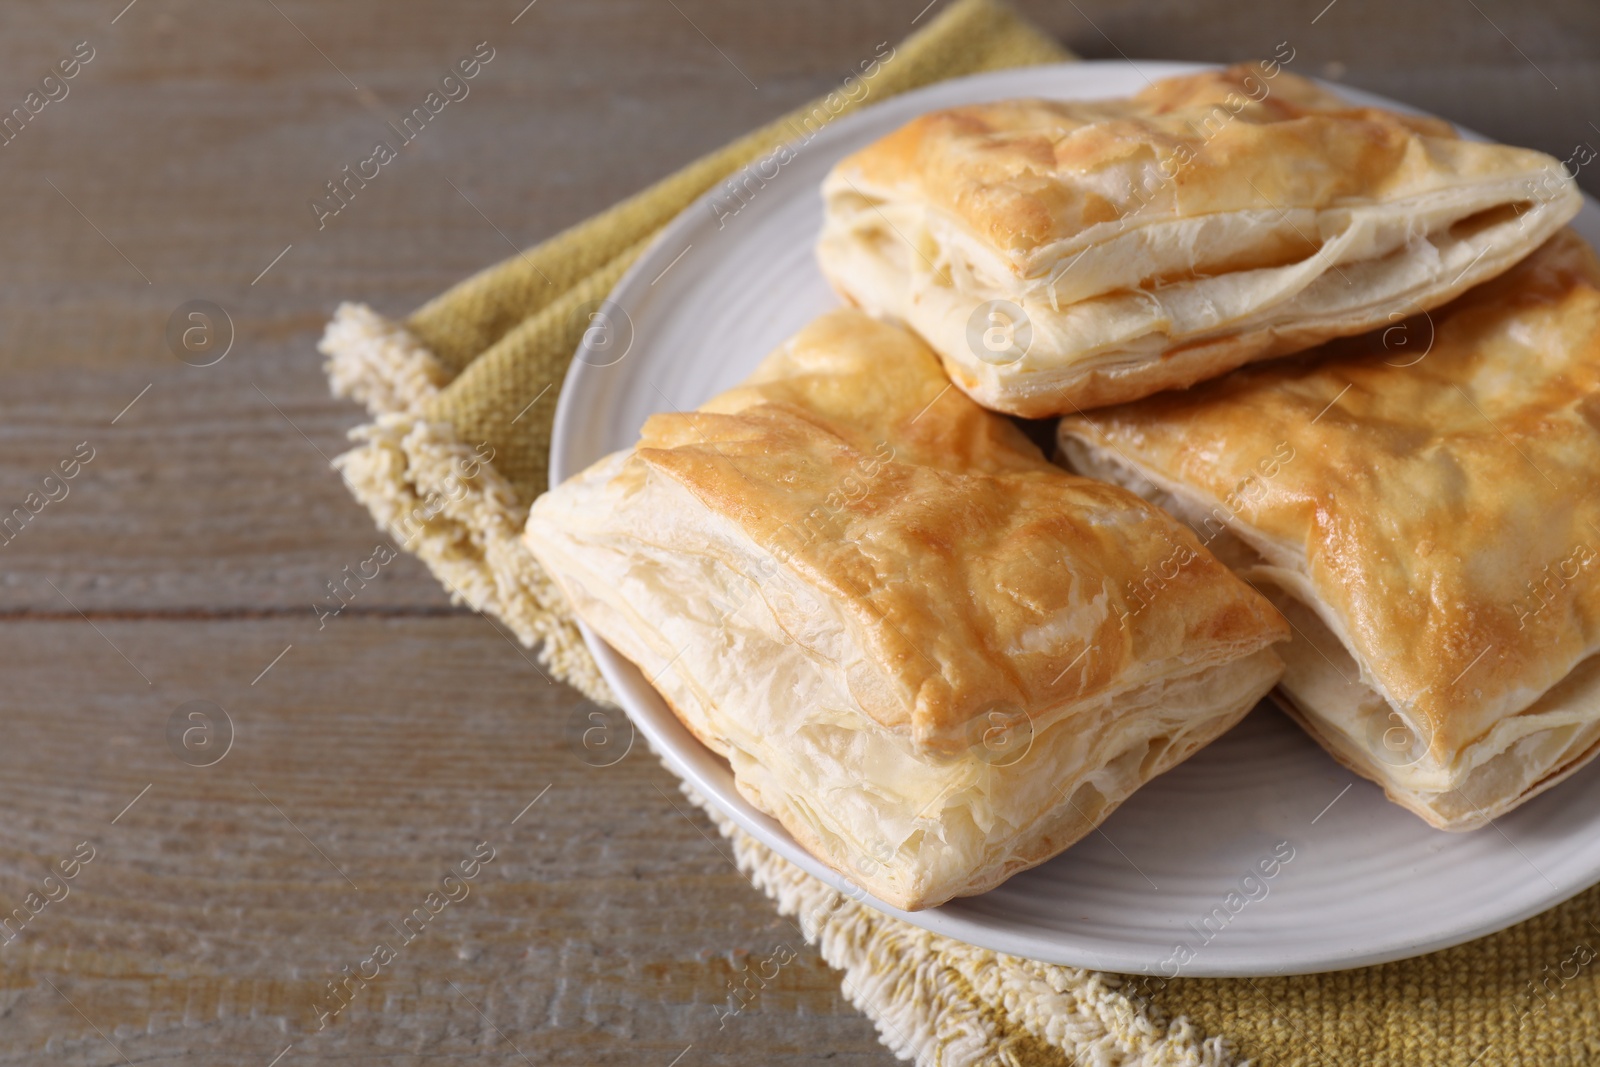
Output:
[{"xmin": 549, "ymin": 59, "xmax": 1600, "ymax": 976}]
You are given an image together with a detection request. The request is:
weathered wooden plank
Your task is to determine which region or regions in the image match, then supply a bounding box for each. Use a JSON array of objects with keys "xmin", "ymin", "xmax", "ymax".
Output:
[
  {"xmin": 0, "ymin": 0, "xmax": 898, "ymax": 614},
  {"xmin": 0, "ymin": 617, "xmax": 889, "ymax": 1065}
]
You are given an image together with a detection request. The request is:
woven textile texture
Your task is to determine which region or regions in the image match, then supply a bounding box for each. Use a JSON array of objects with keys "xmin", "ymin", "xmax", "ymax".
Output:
[{"xmin": 320, "ymin": 2, "xmax": 1600, "ymax": 1062}]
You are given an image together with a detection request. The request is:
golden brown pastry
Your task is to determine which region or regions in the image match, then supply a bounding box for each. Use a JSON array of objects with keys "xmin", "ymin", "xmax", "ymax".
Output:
[
  {"xmin": 527, "ymin": 308, "xmax": 1287, "ymax": 909},
  {"xmin": 819, "ymin": 63, "xmax": 1581, "ymax": 416},
  {"xmin": 1059, "ymin": 230, "xmax": 1600, "ymax": 830}
]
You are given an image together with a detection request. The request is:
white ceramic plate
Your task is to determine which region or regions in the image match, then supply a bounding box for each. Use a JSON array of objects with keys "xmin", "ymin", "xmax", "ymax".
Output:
[{"xmin": 550, "ymin": 61, "xmax": 1600, "ymax": 976}]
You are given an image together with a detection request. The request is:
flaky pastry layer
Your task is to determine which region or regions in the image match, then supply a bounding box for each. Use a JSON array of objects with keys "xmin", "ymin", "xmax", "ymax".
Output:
[
  {"xmin": 528, "ymin": 309, "xmax": 1286, "ymax": 906},
  {"xmin": 820, "ymin": 64, "xmax": 1581, "ymax": 415},
  {"xmin": 1059, "ymin": 231, "xmax": 1600, "ymax": 828}
]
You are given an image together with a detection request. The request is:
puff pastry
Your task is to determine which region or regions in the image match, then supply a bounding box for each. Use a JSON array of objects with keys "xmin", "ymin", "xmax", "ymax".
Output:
[
  {"xmin": 527, "ymin": 309, "xmax": 1287, "ymax": 909},
  {"xmin": 1059, "ymin": 230, "xmax": 1600, "ymax": 830},
  {"xmin": 819, "ymin": 63, "xmax": 1581, "ymax": 416}
]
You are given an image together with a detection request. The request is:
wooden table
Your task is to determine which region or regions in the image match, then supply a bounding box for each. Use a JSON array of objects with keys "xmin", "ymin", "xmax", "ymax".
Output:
[{"xmin": 1, "ymin": 1, "xmax": 1594, "ymax": 1063}]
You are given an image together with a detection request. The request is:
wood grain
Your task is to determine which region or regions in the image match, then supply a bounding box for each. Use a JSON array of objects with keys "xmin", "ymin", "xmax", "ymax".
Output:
[
  {"xmin": 0, "ymin": 0, "xmax": 1595, "ymax": 1063},
  {"xmin": 0, "ymin": 619, "xmax": 886, "ymax": 1065}
]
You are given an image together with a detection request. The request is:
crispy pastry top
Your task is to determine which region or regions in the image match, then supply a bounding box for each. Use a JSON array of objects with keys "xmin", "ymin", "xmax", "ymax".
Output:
[
  {"xmin": 1060, "ymin": 231, "xmax": 1600, "ymax": 754},
  {"xmin": 635, "ymin": 308, "xmax": 1286, "ymax": 753},
  {"xmin": 829, "ymin": 64, "xmax": 1559, "ymax": 270}
]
